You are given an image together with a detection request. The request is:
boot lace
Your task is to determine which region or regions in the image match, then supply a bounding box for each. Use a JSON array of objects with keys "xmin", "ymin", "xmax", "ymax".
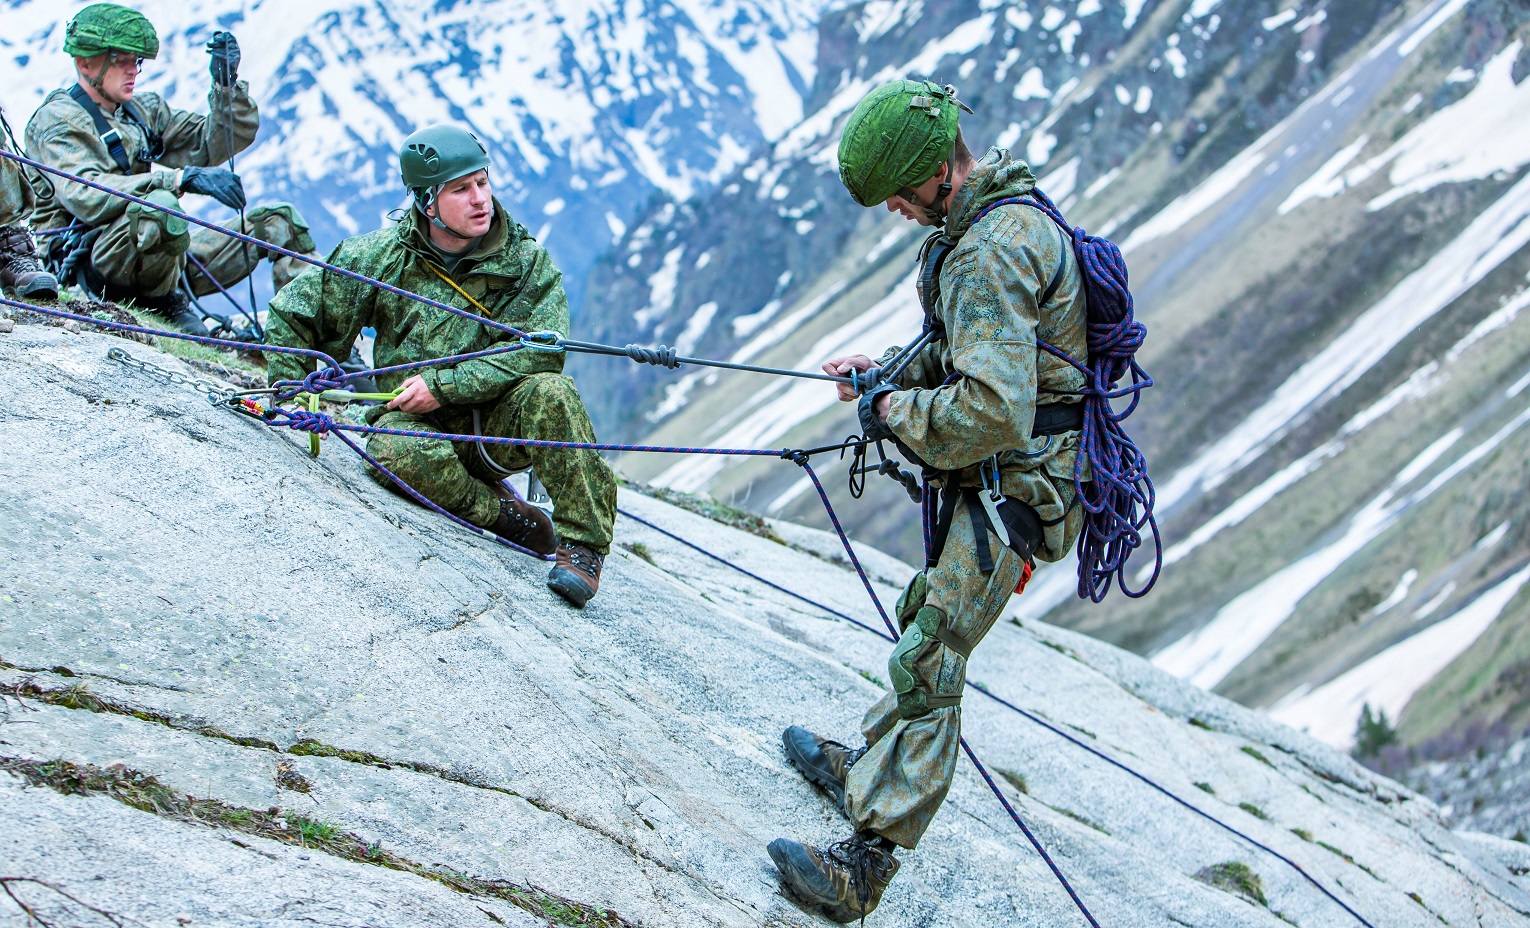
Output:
[
  {"xmin": 823, "ymin": 833, "xmax": 888, "ymax": 919},
  {"xmin": 562, "ymin": 545, "xmax": 603, "ymax": 576}
]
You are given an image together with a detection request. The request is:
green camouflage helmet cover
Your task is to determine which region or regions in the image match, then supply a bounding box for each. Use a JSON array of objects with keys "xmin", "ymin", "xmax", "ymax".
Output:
[
  {"xmin": 838, "ymin": 79, "xmax": 963, "ymax": 207},
  {"xmin": 64, "ymin": 3, "xmax": 159, "ymax": 58},
  {"xmin": 399, "ymin": 124, "xmax": 492, "ymax": 199}
]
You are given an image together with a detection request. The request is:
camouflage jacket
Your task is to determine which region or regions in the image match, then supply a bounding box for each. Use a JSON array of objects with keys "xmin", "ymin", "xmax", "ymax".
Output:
[
  {"xmin": 26, "ymin": 82, "xmax": 257, "ymax": 231},
  {"xmin": 881, "ymin": 150, "xmax": 1090, "ymax": 561},
  {"xmin": 265, "ymin": 201, "xmax": 569, "ymax": 406}
]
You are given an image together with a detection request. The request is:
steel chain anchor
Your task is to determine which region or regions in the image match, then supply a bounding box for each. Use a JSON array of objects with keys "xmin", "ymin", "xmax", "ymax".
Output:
[{"xmin": 106, "ymin": 346, "xmax": 239, "ymax": 404}]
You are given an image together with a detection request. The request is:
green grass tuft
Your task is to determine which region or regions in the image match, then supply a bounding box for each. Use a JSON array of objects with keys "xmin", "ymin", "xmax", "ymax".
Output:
[
  {"xmin": 1194, "ymin": 781, "xmax": 1216, "ymax": 795},
  {"xmin": 1290, "ymin": 828, "xmax": 1313, "ymax": 842},
  {"xmin": 1194, "ymin": 861, "xmax": 1267, "ymax": 907},
  {"xmin": 1238, "ymin": 802, "xmax": 1270, "ymax": 821},
  {"xmin": 1241, "ymin": 746, "xmax": 1275, "ymax": 768}
]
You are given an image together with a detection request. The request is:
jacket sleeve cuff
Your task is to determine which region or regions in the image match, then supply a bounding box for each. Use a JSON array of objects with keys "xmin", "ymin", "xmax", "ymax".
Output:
[{"xmin": 421, "ymin": 368, "xmax": 453, "ymax": 405}]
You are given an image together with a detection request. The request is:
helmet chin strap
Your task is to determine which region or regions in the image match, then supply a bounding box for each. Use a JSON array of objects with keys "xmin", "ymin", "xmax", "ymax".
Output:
[{"xmin": 917, "ymin": 161, "xmax": 954, "ymax": 227}]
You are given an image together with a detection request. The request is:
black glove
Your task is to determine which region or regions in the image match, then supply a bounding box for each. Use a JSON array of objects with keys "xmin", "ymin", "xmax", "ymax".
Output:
[
  {"xmin": 180, "ymin": 165, "xmax": 247, "ymax": 210},
  {"xmin": 207, "ymin": 31, "xmax": 241, "ymax": 86},
  {"xmin": 858, "ymin": 383, "xmax": 898, "ymax": 443}
]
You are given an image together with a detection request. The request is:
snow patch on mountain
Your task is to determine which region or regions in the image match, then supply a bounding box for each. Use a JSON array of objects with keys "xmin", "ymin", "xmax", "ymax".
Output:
[{"xmin": 1272, "ymin": 564, "xmax": 1530, "ymax": 748}]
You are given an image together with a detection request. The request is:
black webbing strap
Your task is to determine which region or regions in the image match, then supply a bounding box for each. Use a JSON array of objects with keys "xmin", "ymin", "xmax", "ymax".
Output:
[
  {"xmin": 967, "ymin": 492, "xmax": 995, "ymax": 575},
  {"xmin": 67, "ymin": 85, "xmax": 157, "ymax": 173}
]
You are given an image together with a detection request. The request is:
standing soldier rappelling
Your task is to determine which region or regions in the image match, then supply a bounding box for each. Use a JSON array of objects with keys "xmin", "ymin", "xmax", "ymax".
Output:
[
  {"xmin": 264, "ymin": 125, "xmax": 619, "ymax": 608},
  {"xmin": 26, "ymin": 3, "xmax": 319, "ymax": 332},
  {"xmin": 0, "ymin": 110, "xmax": 58, "ymax": 301},
  {"xmin": 768, "ymin": 80, "xmax": 1091, "ymax": 922}
]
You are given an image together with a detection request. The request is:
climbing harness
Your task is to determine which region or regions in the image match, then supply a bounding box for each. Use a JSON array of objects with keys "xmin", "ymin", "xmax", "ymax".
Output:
[
  {"xmin": 864, "ymin": 189, "xmax": 1161, "ymax": 602},
  {"xmin": 66, "ymin": 84, "xmax": 163, "ymax": 172}
]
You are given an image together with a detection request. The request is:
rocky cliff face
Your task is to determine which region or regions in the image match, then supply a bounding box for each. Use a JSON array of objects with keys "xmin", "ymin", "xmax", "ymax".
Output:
[
  {"xmin": 576, "ymin": 0, "xmax": 1530, "ymax": 768},
  {"xmin": 4, "ymin": 319, "xmax": 1530, "ymax": 926}
]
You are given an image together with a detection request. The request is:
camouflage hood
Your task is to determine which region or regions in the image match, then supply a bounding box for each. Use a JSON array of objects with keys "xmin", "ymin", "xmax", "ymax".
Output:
[{"xmin": 944, "ymin": 150, "xmax": 1037, "ymax": 241}]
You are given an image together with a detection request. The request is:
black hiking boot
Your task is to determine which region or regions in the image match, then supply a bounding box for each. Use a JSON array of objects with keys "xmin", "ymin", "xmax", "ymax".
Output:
[
  {"xmin": 0, "ymin": 225, "xmax": 58, "ymax": 300},
  {"xmin": 547, "ymin": 543, "xmax": 603, "ymax": 608},
  {"xmin": 783, "ymin": 726, "xmax": 864, "ymax": 814},
  {"xmin": 768, "ymin": 831, "xmax": 899, "ymax": 924},
  {"xmin": 491, "ymin": 496, "xmax": 557, "ymax": 556},
  {"xmin": 137, "ymin": 287, "xmax": 210, "ymax": 334}
]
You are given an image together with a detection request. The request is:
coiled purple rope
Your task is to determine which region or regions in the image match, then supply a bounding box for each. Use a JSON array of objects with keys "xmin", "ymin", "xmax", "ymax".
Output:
[{"xmin": 974, "ymin": 190, "xmax": 1162, "ymax": 602}]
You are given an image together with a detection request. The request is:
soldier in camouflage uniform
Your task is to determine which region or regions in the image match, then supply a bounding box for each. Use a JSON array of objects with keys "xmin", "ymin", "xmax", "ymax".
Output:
[
  {"xmin": 768, "ymin": 80, "xmax": 1089, "ymax": 922},
  {"xmin": 0, "ymin": 113, "xmax": 58, "ymax": 300},
  {"xmin": 265, "ymin": 125, "xmax": 618, "ymax": 608},
  {"xmin": 26, "ymin": 3, "xmax": 318, "ymax": 332}
]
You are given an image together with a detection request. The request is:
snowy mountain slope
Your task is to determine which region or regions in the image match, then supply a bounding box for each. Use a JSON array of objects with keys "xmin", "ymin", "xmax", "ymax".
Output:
[
  {"xmin": 577, "ymin": 0, "xmax": 1530, "ymax": 787},
  {"xmin": 0, "ymin": 0, "xmax": 829, "ymax": 307}
]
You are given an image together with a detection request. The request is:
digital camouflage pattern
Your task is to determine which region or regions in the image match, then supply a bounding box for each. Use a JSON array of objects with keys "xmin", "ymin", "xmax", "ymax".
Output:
[
  {"xmin": 265, "ymin": 202, "xmax": 617, "ymax": 554},
  {"xmin": 845, "ymin": 148, "xmax": 1091, "ymax": 850},
  {"xmin": 63, "ymin": 3, "xmax": 159, "ymax": 58},
  {"xmin": 837, "ymin": 79, "xmax": 961, "ymax": 208},
  {"xmin": 26, "ymin": 81, "xmax": 314, "ymax": 298},
  {"xmin": 0, "ymin": 129, "xmax": 33, "ymax": 227}
]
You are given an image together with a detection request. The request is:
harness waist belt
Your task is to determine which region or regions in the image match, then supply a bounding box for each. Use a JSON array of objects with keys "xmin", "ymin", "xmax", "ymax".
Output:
[{"xmin": 1032, "ymin": 401, "xmax": 1084, "ymax": 437}]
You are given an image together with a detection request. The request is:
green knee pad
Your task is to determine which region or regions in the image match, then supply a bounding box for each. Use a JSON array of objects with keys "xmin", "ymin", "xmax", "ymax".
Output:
[
  {"xmin": 889, "ymin": 604, "xmax": 959, "ymax": 720},
  {"xmin": 129, "ymin": 188, "xmax": 189, "ymax": 249},
  {"xmin": 248, "ymin": 203, "xmax": 316, "ymax": 254}
]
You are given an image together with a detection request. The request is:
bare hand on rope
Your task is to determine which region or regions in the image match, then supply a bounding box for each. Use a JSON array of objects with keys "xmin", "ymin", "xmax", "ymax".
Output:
[
  {"xmin": 822, "ymin": 354, "xmax": 875, "ymax": 402},
  {"xmin": 386, "ymin": 375, "xmax": 441, "ymax": 414}
]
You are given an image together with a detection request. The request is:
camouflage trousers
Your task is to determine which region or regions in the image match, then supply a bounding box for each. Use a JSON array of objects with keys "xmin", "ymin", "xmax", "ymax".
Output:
[
  {"xmin": 88, "ymin": 192, "xmax": 318, "ymax": 299},
  {"xmin": 843, "ymin": 505, "xmax": 1024, "ymax": 849},
  {"xmin": 0, "ymin": 141, "xmax": 33, "ymax": 228},
  {"xmin": 365, "ymin": 372, "xmax": 618, "ymax": 555}
]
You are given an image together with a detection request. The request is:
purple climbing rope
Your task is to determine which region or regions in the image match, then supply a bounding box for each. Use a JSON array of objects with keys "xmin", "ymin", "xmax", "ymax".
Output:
[
  {"xmin": 621, "ymin": 504, "xmax": 1376, "ymax": 928},
  {"xmin": 971, "ymin": 190, "xmax": 1162, "ymax": 603},
  {"xmin": 1, "ymin": 296, "xmax": 340, "ymax": 369},
  {"xmin": 185, "ymin": 252, "xmax": 258, "ymax": 329}
]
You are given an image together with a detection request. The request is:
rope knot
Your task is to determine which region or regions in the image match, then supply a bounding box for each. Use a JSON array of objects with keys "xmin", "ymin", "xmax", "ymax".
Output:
[
  {"xmin": 624, "ymin": 344, "xmax": 681, "ymax": 369},
  {"xmin": 299, "ymin": 367, "xmax": 349, "ymax": 394},
  {"xmin": 284, "ymin": 409, "xmax": 335, "ymax": 435}
]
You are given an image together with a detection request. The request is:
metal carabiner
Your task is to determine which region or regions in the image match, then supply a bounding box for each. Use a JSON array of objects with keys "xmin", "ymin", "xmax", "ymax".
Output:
[
  {"xmin": 977, "ymin": 456, "xmax": 1011, "ymax": 548},
  {"xmin": 519, "ymin": 331, "xmax": 566, "ymax": 353}
]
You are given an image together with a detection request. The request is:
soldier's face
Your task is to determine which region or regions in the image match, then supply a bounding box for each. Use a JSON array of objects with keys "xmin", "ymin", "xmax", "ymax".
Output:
[
  {"xmin": 429, "ymin": 170, "xmax": 493, "ymax": 238},
  {"xmin": 883, "ymin": 168, "xmax": 946, "ymax": 226},
  {"xmin": 78, "ymin": 52, "xmax": 141, "ymax": 104}
]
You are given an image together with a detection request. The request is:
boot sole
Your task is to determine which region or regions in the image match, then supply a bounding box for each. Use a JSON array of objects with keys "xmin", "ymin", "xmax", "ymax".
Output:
[
  {"xmin": 782, "ymin": 727, "xmax": 848, "ymax": 811},
  {"xmin": 547, "ymin": 570, "xmax": 596, "ymax": 608},
  {"xmin": 767, "ymin": 839, "xmax": 868, "ymax": 924},
  {"xmin": 16, "ymin": 278, "xmax": 58, "ymax": 300}
]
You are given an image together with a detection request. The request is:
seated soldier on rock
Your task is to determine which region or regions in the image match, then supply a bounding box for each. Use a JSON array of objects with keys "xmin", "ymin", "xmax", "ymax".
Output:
[
  {"xmin": 264, "ymin": 125, "xmax": 618, "ymax": 608},
  {"xmin": 0, "ymin": 112, "xmax": 58, "ymax": 300},
  {"xmin": 26, "ymin": 3, "xmax": 319, "ymax": 333}
]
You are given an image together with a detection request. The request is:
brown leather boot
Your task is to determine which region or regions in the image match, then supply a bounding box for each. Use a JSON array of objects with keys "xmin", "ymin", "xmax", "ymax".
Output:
[
  {"xmin": 783, "ymin": 726, "xmax": 864, "ymax": 814},
  {"xmin": 547, "ymin": 543, "xmax": 603, "ymax": 608},
  {"xmin": 768, "ymin": 831, "xmax": 899, "ymax": 924},
  {"xmin": 490, "ymin": 496, "xmax": 556, "ymax": 556},
  {"xmin": 0, "ymin": 225, "xmax": 58, "ymax": 300}
]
